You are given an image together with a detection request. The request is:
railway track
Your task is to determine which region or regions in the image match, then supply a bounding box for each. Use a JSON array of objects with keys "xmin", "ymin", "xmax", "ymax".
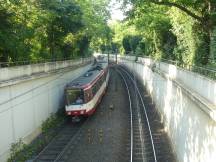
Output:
[
  {"xmin": 33, "ymin": 119, "xmax": 88, "ymax": 162},
  {"xmin": 117, "ymin": 65, "xmax": 175, "ymax": 162},
  {"xmin": 33, "ymin": 65, "xmax": 175, "ymax": 162}
]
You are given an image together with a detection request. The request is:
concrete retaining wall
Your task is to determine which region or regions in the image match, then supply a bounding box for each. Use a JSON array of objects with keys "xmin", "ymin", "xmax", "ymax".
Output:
[
  {"xmin": 120, "ymin": 56, "xmax": 216, "ymax": 162},
  {"xmin": 0, "ymin": 59, "xmax": 92, "ymax": 162},
  {"xmin": 0, "ymin": 58, "xmax": 91, "ymax": 83}
]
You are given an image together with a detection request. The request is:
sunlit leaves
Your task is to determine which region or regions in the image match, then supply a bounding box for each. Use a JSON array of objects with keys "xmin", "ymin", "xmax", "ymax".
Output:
[
  {"xmin": 0, "ymin": 0, "xmax": 112, "ymax": 62},
  {"xmin": 118, "ymin": 0, "xmax": 216, "ymax": 65}
]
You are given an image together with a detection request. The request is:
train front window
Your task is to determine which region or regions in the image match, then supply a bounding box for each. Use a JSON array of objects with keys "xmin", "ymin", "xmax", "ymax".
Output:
[{"xmin": 66, "ymin": 89, "xmax": 84, "ymax": 105}]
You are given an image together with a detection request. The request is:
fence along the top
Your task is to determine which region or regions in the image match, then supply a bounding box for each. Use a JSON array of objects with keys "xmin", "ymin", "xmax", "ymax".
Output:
[
  {"xmin": 0, "ymin": 57, "xmax": 92, "ymax": 83},
  {"xmin": 0, "ymin": 57, "xmax": 91, "ymax": 68},
  {"xmin": 123, "ymin": 54, "xmax": 216, "ymax": 80},
  {"xmin": 159, "ymin": 58, "xmax": 216, "ymax": 80}
]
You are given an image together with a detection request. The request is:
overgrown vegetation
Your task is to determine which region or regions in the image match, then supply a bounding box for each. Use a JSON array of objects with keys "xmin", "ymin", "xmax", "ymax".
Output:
[
  {"xmin": 1, "ymin": 0, "xmax": 215, "ymax": 66},
  {"xmin": 8, "ymin": 109, "xmax": 65, "ymax": 162},
  {"xmin": 0, "ymin": 0, "xmax": 111, "ymax": 63},
  {"xmin": 110, "ymin": 0, "xmax": 216, "ymax": 67}
]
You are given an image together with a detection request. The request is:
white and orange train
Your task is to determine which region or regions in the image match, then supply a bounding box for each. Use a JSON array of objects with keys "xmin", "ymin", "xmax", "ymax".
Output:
[{"xmin": 65, "ymin": 59, "xmax": 109, "ymax": 116}]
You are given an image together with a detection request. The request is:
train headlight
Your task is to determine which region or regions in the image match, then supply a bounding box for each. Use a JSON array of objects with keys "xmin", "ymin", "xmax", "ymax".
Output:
[
  {"xmin": 67, "ymin": 112, "xmax": 71, "ymax": 115},
  {"xmin": 81, "ymin": 111, "xmax": 84, "ymax": 114}
]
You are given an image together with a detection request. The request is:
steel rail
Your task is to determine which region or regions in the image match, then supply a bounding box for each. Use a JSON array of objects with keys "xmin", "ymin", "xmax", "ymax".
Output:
[
  {"xmin": 33, "ymin": 118, "xmax": 88, "ymax": 162},
  {"xmin": 119, "ymin": 66, "xmax": 158, "ymax": 162},
  {"xmin": 32, "ymin": 123, "xmax": 66, "ymax": 161},
  {"xmin": 53, "ymin": 118, "xmax": 90, "ymax": 162},
  {"xmin": 116, "ymin": 69, "xmax": 133, "ymax": 162}
]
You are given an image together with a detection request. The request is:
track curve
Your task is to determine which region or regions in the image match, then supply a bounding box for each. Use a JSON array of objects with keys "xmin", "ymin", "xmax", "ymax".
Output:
[
  {"xmin": 33, "ymin": 65, "xmax": 176, "ymax": 162},
  {"xmin": 117, "ymin": 65, "xmax": 176, "ymax": 162}
]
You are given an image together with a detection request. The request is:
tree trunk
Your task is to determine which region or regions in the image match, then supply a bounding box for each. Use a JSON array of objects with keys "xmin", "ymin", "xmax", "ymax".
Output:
[
  {"xmin": 210, "ymin": 27, "xmax": 216, "ymax": 63},
  {"xmin": 209, "ymin": 1, "xmax": 216, "ymax": 63},
  {"xmin": 49, "ymin": 26, "xmax": 55, "ymax": 61},
  {"xmin": 200, "ymin": 1, "xmax": 216, "ymax": 65},
  {"xmin": 202, "ymin": 29, "xmax": 211, "ymax": 65}
]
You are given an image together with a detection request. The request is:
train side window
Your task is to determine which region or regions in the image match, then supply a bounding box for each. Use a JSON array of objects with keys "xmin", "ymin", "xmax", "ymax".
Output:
[
  {"xmin": 92, "ymin": 84, "xmax": 97, "ymax": 96},
  {"xmin": 98, "ymin": 78, "xmax": 102, "ymax": 87},
  {"xmin": 96, "ymin": 82, "xmax": 100, "ymax": 91},
  {"xmin": 84, "ymin": 89, "xmax": 91, "ymax": 103},
  {"xmin": 100, "ymin": 76, "xmax": 104, "ymax": 85},
  {"xmin": 102, "ymin": 75, "xmax": 105, "ymax": 82},
  {"xmin": 92, "ymin": 75, "xmax": 105, "ymax": 97}
]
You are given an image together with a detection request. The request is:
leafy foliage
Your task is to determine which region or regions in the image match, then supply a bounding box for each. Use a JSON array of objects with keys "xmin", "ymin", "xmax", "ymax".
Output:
[
  {"xmin": 0, "ymin": 0, "xmax": 111, "ymax": 62},
  {"xmin": 122, "ymin": 35, "xmax": 143, "ymax": 54},
  {"xmin": 118, "ymin": 0, "xmax": 216, "ymax": 65}
]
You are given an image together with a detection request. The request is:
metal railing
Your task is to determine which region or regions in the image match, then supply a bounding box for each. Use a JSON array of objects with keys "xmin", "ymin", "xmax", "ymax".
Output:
[
  {"xmin": 159, "ymin": 58, "xmax": 216, "ymax": 80},
  {"xmin": 0, "ymin": 57, "xmax": 91, "ymax": 68},
  {"xmin": 124, "ymin": 54, "xmax": 216, "ymax": 80},
  {"xmin": 0, "ymin": 57, "xmax": 93, "ymax": 82}
]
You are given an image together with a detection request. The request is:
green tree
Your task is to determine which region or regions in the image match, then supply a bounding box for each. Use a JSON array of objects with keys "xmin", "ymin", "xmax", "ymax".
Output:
[
  {"xmin": 0, "ymin": 0, "xmax": 112, "ymax": 63},
  {"xmin": 124, "ymin": 0, "xmax": 216, "ymax": 64},
  {"xmin": 0, "ymin": 6, "xmax": 14, "ymax": 62}
]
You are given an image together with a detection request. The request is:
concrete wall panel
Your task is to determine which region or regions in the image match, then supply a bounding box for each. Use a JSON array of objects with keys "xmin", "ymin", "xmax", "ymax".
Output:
[
  {"xmin": 13, "ymin": 99, "xmax": 35, "ymax": 140},
  {"xmin": 120, "ymin": 57, "xmax": 216, "ymax": 162},
  {"xmin": 157, "ymin": 62, "xmax": 215, "ymax": 105},
  {"xmin": 0, "ymin": 87, "xmax": 11, "ymax": 113},
  {"xmin": 0, "ymin": 61, "xmax": 91, "ymax": 161},
  {"xmin": 0, "ymin": 110, "xmax": 14, "ymax": 158}
]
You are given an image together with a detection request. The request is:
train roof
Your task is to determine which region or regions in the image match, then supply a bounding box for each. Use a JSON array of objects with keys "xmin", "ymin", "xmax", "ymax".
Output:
[{"xmin": 66, "ymin": 62, "xmax": 108, "ymax": 89}]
